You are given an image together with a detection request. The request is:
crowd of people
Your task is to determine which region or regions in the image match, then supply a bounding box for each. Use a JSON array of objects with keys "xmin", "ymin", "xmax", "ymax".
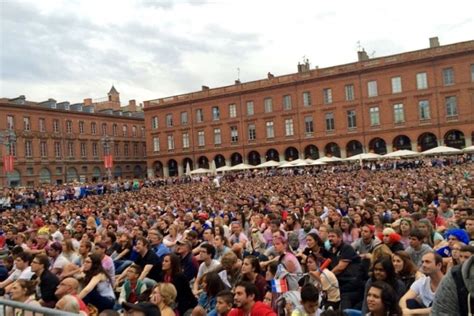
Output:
[{"xmin": 0, "ymin": 155, "xmax": 473, "ymax": 316}]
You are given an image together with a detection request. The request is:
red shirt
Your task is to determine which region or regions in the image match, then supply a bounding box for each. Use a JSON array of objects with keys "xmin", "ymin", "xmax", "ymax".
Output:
[{"xmin": 228, "ymin": 302, "xmax": 277, "ymax": 316}]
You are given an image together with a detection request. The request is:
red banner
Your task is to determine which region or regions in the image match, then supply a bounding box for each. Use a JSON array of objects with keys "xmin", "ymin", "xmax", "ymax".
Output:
[
  {"xmin": 104, "ymin": 155, "xmax": 113, "ymax": 169},
  {"xmin": 3, "ymin": 155, "xmax": 13, "ymax": 173}
]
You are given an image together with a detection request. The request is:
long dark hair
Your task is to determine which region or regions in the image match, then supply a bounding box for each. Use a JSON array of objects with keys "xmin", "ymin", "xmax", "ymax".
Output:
[
  {"xmin": 368, "ymin": 281, "xmax": 402, "ymax": 315},
  {"xmin": 204, "ymin": 271, "xmax": 227, "ymax": 297},
  {"xmin": 370, "ymin": 257, "xmax": 399, "ymax": 292},
  {"xmin": 83, "ymin": 253, "xmax": 111, "ymax": 285},
  {"xmin": 393, "ymin": 251, "xmax": 417, "ymax": 278},
  {"xmin": 242, "ymin": 255, "xmax": 261, "ymax": 276},
  {"xmin": 164, "ymin": 253, "xmax": 182, "ymax": 277}
]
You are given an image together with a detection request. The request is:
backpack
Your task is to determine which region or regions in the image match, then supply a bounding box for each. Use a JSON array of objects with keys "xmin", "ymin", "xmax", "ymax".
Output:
[{"xmin": 451, "ymin": 265, "xmax": 474, "ymax": 316}]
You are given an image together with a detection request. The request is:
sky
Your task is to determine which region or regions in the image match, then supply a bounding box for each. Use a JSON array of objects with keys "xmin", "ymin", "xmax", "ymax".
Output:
[{"xmin": 1, "ymin": 0, "xmax": 473, "ymax": 106}]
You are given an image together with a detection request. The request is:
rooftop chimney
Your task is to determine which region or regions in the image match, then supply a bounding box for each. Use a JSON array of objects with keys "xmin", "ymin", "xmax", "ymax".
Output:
[
  {"xmin": 429, "ymin": 37, "xmax": 440, "ymax": 48},
  {"xmin": 297, "ymin": 60, "xmax": 310, "ymax": 73},
  {"xmin": 84, "ymin": 98, "xmax": 93, "ymax": 106},
  {"xmin": 267, "ymin": 72, "xmax": 274, "ymax": 79},
  {"xmin": 235, "ymin": 79, "xmax": 241, "ymax": 85},
  {"xmin": 202, "ymin": 85, "xmax": 209, "ymax": 91},
  {"xmin": 358, "ymin": 50, "xmax": 369, "ymax": 61}
]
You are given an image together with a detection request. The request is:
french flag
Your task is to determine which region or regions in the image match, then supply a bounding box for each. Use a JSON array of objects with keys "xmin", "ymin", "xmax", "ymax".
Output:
[{"xmin": 271, "ymin": 279, "xmax": 288, "ymax": 293}]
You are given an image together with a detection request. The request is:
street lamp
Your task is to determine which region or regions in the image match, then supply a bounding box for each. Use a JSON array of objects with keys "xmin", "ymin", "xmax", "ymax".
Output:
[
  {"xmin": 101, "ymin": 136, "xmax": 114, "ymax": 180},
  {"xmin": 0, "ymin": 130, "xmax": 17, "ymax": 187}
]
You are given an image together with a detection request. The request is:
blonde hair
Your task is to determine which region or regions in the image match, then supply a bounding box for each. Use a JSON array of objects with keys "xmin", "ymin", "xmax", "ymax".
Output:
[{"xmin": 156, "ymin": 283, "xmax": 177, "ymax": 306}]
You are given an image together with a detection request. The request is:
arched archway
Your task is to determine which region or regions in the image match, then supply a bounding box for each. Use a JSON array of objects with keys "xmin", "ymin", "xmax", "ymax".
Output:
[
  {"xmin": 285, "ymin": 147, "xmax": 299, "ymax": 161},
  {"xmin": 266, "ymin": 148, "xmax": 280, "ymax": 162},
  {"xmin": 168, "ymin": 159, "xmax": 178, "ymax": 177},
  {"xmin": 325, "ymin": 142, "xmax": 341, "ymax": 157},
  {"xmin": 133, "ymin": 165, "xmax": 143, "ymax": 178},
  {"xmin": 92, "ymin": 167, "xmax": 101, "ymax": 181},
  {"xmin": 418, "ymin": 132, "xmax": 438, "ymax": 152},
  {"xmin": 444, "ymin": 130, "xmax": 465, "ymax": 149},
  {"xmin": 393, "ymin": 135, "xmax": 412, "ymax": 151},
  {"xmin": 182, "ymin": 157, "xmax": 194, "ymax": 173},
  {"xmin": 66, "ymin": 167, "xmax": 79, "ymax": 182},
  {"xmin": 230, "ymin": 152, "xmax": 243, "ymax": 166},
  {"xmin": 113, "ymin": 166, "xmax": 122, "ymax": 178},
  {"xmin": 153, "ymin": 161, "xmax": 163, "ymax": 177},
  {"xmin": 39, "ymin": 168, "xmax": 51, "ymax": 184},
  {"xmin": 346, "ymin": 140, "xmax": 363, "ymax": 157},
  {"xmin": 368, "ymin": 138, "xmax": 387, "ymax": 155},
  {"xmin": 248, "ymin": 151, "xmax": 261, "ymax": 166},
  {"xmin": 304, "ymin": 145, "xmax": 319, "ymax": 160},
  {"xmin": 7, "ymin": 169, "xmax": 21, "ymax": 187},
  {"xmin": 214, "ymin": 154, "xmax": 226, "ymax": 168},
  {"xmin": 197, "ymin": 156, "xmax": 209, "ymax": 169}
]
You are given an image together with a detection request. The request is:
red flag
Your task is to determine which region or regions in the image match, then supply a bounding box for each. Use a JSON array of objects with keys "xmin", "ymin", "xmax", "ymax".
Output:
[
  {"xmin": 104, "ymin": 155, "xmax": 113, "ymax": 169},
  {"xmin": 3, "ymin": 155, "xmax": 13, "ymax": 173}
]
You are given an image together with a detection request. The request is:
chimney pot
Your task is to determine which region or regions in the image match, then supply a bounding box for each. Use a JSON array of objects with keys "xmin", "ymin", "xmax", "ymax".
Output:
[
  {"xmin": 429, "ymin": 37, "xmax": 440, "ymax": 48},
  {"xmin": 358, "ymin": 50, "xmax": 369, "ymax": 61},
  {"xmin": 202, "ymin": 85, "xmax": 209, "ymax": 91}
]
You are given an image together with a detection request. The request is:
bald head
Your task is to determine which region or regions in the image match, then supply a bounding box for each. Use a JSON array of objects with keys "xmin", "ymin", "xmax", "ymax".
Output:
[{"xmin": 55, "ymin": 277, "xmax": 80, "ymax": 298}]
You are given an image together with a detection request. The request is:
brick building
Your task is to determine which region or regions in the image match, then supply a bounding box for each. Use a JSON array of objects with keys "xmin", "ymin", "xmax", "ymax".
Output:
[
  {"xmin": 0, "ymin": 87, "xmax": 146, "ymax": 187},
  {"xmin": 144, "ymin": 38, "xmax": 474, "ymax": 177}
]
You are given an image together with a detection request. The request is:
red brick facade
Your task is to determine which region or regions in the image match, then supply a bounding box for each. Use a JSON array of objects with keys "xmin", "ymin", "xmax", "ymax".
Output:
[
  {"xmin": 144, "ymin": 40, "xmax": 474, "ymax": 177},
  {"xmin": 0, "ymin": 88, "xmax": 146, "ymax": 187}
]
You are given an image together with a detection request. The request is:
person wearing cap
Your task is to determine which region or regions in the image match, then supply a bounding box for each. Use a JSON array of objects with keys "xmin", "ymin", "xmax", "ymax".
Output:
[
  {"xmin": 123, "ymin": 301, "xmax": 161, "ymax": 316},
  {"xmin": 47, "ymin": 241, "xmax": 71, "ymax": 277},
  {"xmin": 176, "ymin": 239, "xmax": 199, "ymax": 282}
]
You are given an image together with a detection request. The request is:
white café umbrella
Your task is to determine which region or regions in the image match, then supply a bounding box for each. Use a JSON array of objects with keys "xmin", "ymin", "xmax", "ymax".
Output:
[
  {"xmin": 345, "ymin": 153, "xmax": 382, "ymax": 161},
  {"xmin": 307, "ymin": 159, "xmax": 327, "ymax": 165},
  {"xmin": 289, "ymin": 158, "xmax": 308, "ymax": 165},
  {"xmin": 185, "ymin": 161, "xmax": 191, "ymax": 176},
  {"xmin": 255, "ymin": 160, "xmax": 281, "ymax": 168},
  {"xmin": 210, "ymin": 160, "xmax": 217, "ymax": 175},
  {"xmin": 383, "ymin": 150, "xmax": 420, "ymax": 158},
  {"xmin": 189, "ymin": 168, "xmax": 211, "ymax": 175},
  {"xmin": 216, "ymin": 165, "xmax": 232, "ymax": 172},
  {"xmin": 422, "ymin": 146, "xmax": 462, "ymax": 155},
  {"xmin": 278, "ymin": 161, "xmax": 296, "ymax": 168},
  {"xmin": 230, "ymin": 163, "xmax": 253, "ymax": 171},
  {"xmin": 317, "ymin": 156, "xmax": 343, "ymax": 163},
  {"xmin": 462, "ymin": 145, "xmax": 474, "ymax": 153}
]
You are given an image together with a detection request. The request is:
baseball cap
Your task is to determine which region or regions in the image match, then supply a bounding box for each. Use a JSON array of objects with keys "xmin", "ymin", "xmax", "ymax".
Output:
[
  {"xmin": 122, "ymin": 302, "xmax": 161, "ymax": 316},
  {"xmin": 176, "ymin": 239, "xmax": 192, "ymax": 248}
]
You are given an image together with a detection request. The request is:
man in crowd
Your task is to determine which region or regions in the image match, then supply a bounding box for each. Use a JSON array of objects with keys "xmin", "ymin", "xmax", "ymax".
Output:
[
  {"xmin": 55, "ymin": 277, "xmax": 89, "ymax": 314},
  {"xmin": 193, "ymin": 243, "xmax": 221, "ymax": 296},
  {"xmin": 351, "ymin": 224, "xmax": 380, "ymax": 259},
  {"xmin": 405, "ymin": 229, "xmax": 432, "ymax": 267},
  {"xmin": 176, "ymin": 239, "xmax": 199, "ymax": 282},
  {"xmin": 31, "ymin": 254, "xmax": 60, "ymax": 308},
  {"xmin": 228, "ymin": 281, "xmax": 276, "ymax": 316}
]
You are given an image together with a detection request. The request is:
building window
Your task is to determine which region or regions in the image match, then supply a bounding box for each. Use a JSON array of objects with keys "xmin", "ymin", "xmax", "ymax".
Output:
[
  {"xmin": 370, "ymin": 107, "xmax": 380, "ymax": 126},
  {"xmin": 285, "ymin": 119, "xmax": 294, "ymax": 136},
  {"xmin": 122, "ymin": 125, "xmax": 128, "ymax": 137},
  {"xmin": 23, "ymin": 117, "xmax": 31, "ymax": 131},
  {"xmin": 92, "ymin": 143, "xmax": 98, "ymax": 157},
  {"xmin": 141, "ymin": 127, "xmax": 145, "ymax": 137},
  {"xmin": 416, "ymin": 72, "xmax": 428, "ymax": 90},
  {"xmin": 393, "ymin": 103, "xmax": 405, "ymax": 123},
  {"xmin": 229, "ymin": 104, "xmax": 237, "ymax": 118},
  {"xmin": 391, "ymin": 76, "xmax": 402, "ymax": 93},
  {"xmin": 53, "ymin": 119, "xmax": 60, "ymax": 133},
  {"xmin": 198, "ymin": 131, "xmax": 205, "ymax": 146},
  {"xmin": 124, "ymin": 143, "xmax": 129, "ymax": 157},
  {"xmin": 180, "ymin": 112, "xmax": 188, "ymax": 125},
  {"xmin": 214, "ymin": 128, "xmax": 221, "ymax": 145},
  {"xmin": 303, "ymin": 91, "xmax": 312, "ymax": 106},
  {"xmin": 25, "ymin": 140, "xmax": 32, "ymax": 157},
  {"xmin": 114, "ymin": 143, "xmax": 119, "ymax": 156},
  {"xmin": 231, "ymin": 126, "xmax": 238, "ymax": 143},
  {"xmin": 9, "ymin": 143, "xmax": 16, "ymax": 157},
  {"xmin": 166, "ymin": 114, "xmax": 173, "ymax": 127},
  {"xmin": 182, "ymin": 133, "xmax": 190, "ymax": 149},
  {"xmin": 55, "ymin": 142, "xmax": 62, "ymax": 158},
  {"xmin": 418, "ymin": 100, "xmax": 430, "ymax": 120},
  {"xmin": 65, "ymin": 120, "xmax": 72, "ymax": 134},
  {"xmin": 132, "ymin": 126, "xmax": 137, "ymax": 137},
  {"xmin": 323, "ymin": 88, "xmax": 333, "ymax": 104},
  {"xmin": 212, "ymin": 106, "xmax": 220, "ymax": 120},
  {"xmin": 264, "ymin": 98, "xmax": 273, "ymax": 113},
  {"xmin": 153, "ymin": 137, "xmax": 160, "ymax": 152},
  {"xmin": 266, "ymin": 121, "xmax": 274, "ymax": 138},
  {"xmin": 283, "ymin": 95, "xmax": 292, "ymax": 110},
  {"xmin": 112, "ymin": 124, "xmax": 117, "ymax": 136},
  {"xmin": 196, "ymin": 109, "xmax": 204, "ymax": 123},
  {"xmin": 248, "ymin": 124, "xmax": 256, "ymax": 141},
  {"xmin": 368, "ymin": 80, "xmax": 378, "ymax": 97},
  {"xmin": 67, "ymin": 142, "xmax": 74, "ymax": 157},
  {"xmin": 40, "ymin": 141, "xmax": 47, "ymax": 157},
  {"xmin": 79, "ymin": 121, "xmax": 84, "ymax": 134},
  {"xmin": 471, "ymin": 64, "xmax": 474, "ymax": 81},
  {"xmin": 345, "ymin": 84, "xmax": 355, "ymax": 101},
  {"xmin": 133, "ymin": 143, "xmax": 138, "ymax": 156},
  {"xmin": 304, "ymin": 116, "xmax": 314, "ymax": 134},
  {"xmin": 445, "ymin": 96, "xmax": 458, "ymax": 117},
  {"xmin": 80, "ymin": 142, "xmax": 87, "ymax": 157},
  {"xmin": 443, "ymin": 67, "xmax": 455, "ymax": 86},
  {"xmin": 91, "ymin": 122, "xmax": 96, "ymax": 135},
  {"xmin": 152, "ymin": 116, "xmax": 159, "ymax": 129},
  {"xmin": 325, "ymin": 113, "xmax": 335, "ymax": 131},
  {"xmin": 246, "ymin": 101, "xmax": 254, "ymax": 116},
  {"xmin": 347, "ymin": 110, "xmax": 357, "ymax": 129},
  {"xmin": 101, "ymin": 123, "xmax": 107, "ymax": 136},
  {"xmin": 7, "ymin": 115, "xmax": 14, "ymax": 130}
]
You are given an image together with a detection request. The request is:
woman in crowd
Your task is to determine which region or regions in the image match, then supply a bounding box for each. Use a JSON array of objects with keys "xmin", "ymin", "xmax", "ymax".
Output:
[
  {"xmin": 163, "ymin": 224, "xmax": 180, "ymax": 249},
  {"xmin": 6, "ymin": 280, "xmax": 41, "ymax": 316},
  {"xmin": 61, "ymin": 239, "xmax": 79, "ymax": 263},
  {"xmin": 158, "ymin": 253, "xmax": 197, "ymax": 315},
  {"xmin": 366, "ymin": 281, "xmax": 402, "ymax": 316},
  {"xmin": 380, "ymin": 228, "xmax": 404, "ymax": 253},
  {"xmin": 78, "ymin": 253, "xmax": 115, "ymax": 312},
  {"xmin": 397, "ymin": 218, "xmax": 413, "ymax": 249},
  {"xmin": 240, "ymin": 255, "xmax": 267, "ymax": 301},
  {"xmin": 391, "ymin": 251, "xmax": 423, "ymax": 289},
  {"xmin": 417, "ymin": 219, "xmax": 444, "ymax": 247},
  {"xmin": 361, "ymin": 257, "xmax": 406, "ymax": 314},
  {"xmin": 150, "ymin": 282, "xmax": 177, "ymax": 316},
  {"xmin": 340, "ymin": 217, "xmax": 359, "ymax": 244},
  {"xmin": 298, "ymin": 232, "xmax": 330, "ymax": 265},
  {"xmin": 196, "ymin": 271, "xmax": 228, "ymax": 315}
]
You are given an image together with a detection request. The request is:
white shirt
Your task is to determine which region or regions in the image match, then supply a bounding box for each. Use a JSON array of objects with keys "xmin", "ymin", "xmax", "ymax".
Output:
[{"xmin": 410, "ymin": 276, "xmax": 435, "ymax": 307}]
